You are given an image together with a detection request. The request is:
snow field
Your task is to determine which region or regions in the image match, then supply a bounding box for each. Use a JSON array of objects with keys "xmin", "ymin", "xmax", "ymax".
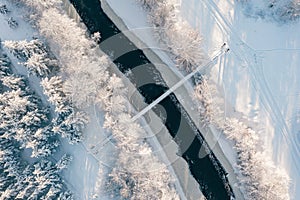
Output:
[
  {"xmin": 181, "ymin": 0, "xmax": 300, "ymax": 198},
  {"xmin": 12, "ymin": 0, "xmax": 187, "ymax": 199},
  {"xmin": 103, "ymin": 0, "xmax": 298, "ymax": 199},
  {"xmin": 102, "ymin": 0, "xmax": 243, "ymax": 199}
]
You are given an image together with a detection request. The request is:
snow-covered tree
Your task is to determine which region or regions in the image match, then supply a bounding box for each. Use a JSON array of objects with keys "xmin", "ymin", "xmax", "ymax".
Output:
[
  {"xmin": 91, "ymin": 32, "xmax": 101, "ymax": 44},
  {"xmin": 277, "ymin": 0, "xmax": 300, "ymax": 21},
  {"xmin": 1, "ymin": 75, "xmax": 26, "ymax": 90},
  {"xmin": 4, "ymin": 39, "xmax": 44, "ymax": 60},
  {"xmin": 39, "ymin": 8, "xmax": 95, "ymax": 61},
  {"xmin": 23, "ymin": 52, "xmax": 51, "ymax": 76},
  {"xmin": 0, "ymin": 9, "xmax": 73, "ymax": 198},
  {"xmin": 17, "ymin": 2, "xmax": 183, "ymax": 198},
  {"xmin": 22, "ymin": 0, "xmax": 62, "ymax": 9},
  {"xmin": 41, "ymin": 76, "xmax": 88, "ymax": 143},
  {"xmin": 137, "ymin": 0, "xmax": 162, "ymax": 9},
  {"xmin": 0, "ymin": 137, "xmax": 73, "ymax": 199},
  {"xmin": 138, "ymin": 0, "xmax": 206, "ymax": 72},
  {"xmin": 0, "ymin": 84, "xmax": 71, "ymax": 200},
  {"xmin": 17, "ymin": 156, "xmax": 72, "ymax": 200},
  {"xmin": 194, "ymin": 76, "xmax": 224, "ymax": 126},
  {"xmin": 0, "ymin": 53, "xmax": 11, "ymax": 77},
  {"xmin": 56, "ymin": 154, "xmax": 72, "ymax": 171},
  {"xmin": 193, "ymin": 75, "xmax": 290, "ymax": 200},
  {"xmin": 41, "ymin": 76, "xmax": 67, "ymax": 110},
  {"xmin": 28, "ymin": 127, "xmax": 59, "ymax": 158},
  {"xmin": 96, "ymin": 74, "xmax": 128, "ymax": 115},
  {"xmin": 0, "ymin": 63, "xmax": 60, "ymax": 157},
  {"xmin": 98, "ymin": 77, "xmax": 180, "ymax": 199},
  {"xmin": 52, "ymin": 110, "xmax": 87, "ymax": 144},
  {"xmin": 39, "ymin": 8, "xmax": 110, "ymax": 108},
  {"xmin": 3, "ymin": 39, "xmax": 57, "ymax": 77},
  {"xmin": 0, "ymin": 88, "xmax": 59, "ymax": 158}
]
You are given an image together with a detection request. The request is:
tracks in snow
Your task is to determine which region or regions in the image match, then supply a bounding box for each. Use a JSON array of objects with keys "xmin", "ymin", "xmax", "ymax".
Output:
[{"xmin": 202, "ymin": 0, "xmax": 300, "ymax": 173}]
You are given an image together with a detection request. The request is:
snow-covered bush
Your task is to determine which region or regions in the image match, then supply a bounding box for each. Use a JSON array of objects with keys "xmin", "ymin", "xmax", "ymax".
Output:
[
  {"xmin": 0, "ymin": 4, "xmax": 9, "ymax": 14},
  {"xmin": 194, "ymin": 76, "xmax": 224, "ymax": 126},
  {"xmin": 7, "ymin": 17, "xmax": 18, "ymax": 29},
  {"xmin": 194, "ymin": 76, "xmax": 290, "ymax": 200},
  {"xmin": 138, "ymin": 0, "xmax": 206, "ymax": 72},
  {"xmin": 91, "ymin": 32, "xmax": 101, "ymax": 44}
]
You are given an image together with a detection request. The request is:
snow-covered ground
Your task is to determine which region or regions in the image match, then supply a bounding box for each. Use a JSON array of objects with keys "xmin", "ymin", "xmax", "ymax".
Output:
[
  {"xmin": 181, "ymin": 0, "xmax": 300, "ymax": 198},
  {"xmin": 101, "ymin": 0, "xmax": 245, "ymax": 199},
  {"xmin": 0, "ymin": 2, "xmax": 107, "ymax": 199},
  {"xmin": 2, "ymin": 0, "xmax": 299, "ymax": 198},
  {"xmin": 101, "ymin": 0, "xmax": 300, "ymax": 199},
  {"xmin": 60, "ymin": 106, "xmax": 117, "ymax": 200},
  {"xmin": 1, "ymin": 0, "xmax": 194, "ymax": 199}
]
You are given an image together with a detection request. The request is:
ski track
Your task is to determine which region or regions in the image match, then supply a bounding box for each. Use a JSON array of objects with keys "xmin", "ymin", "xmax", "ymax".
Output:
[{"xmin": 202, "ymin": 0, "xmax": 300, "ymax": 174}]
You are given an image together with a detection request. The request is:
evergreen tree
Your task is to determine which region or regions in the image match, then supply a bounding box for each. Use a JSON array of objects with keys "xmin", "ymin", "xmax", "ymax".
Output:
[{"xmin": 4, "ymin": 39, "xmax": 58, "ymax": 77}]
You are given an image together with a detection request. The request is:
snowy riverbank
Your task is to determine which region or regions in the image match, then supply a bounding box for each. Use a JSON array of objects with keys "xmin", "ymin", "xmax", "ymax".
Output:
[
  {"xmin": 62, "ymin": 0, "xmax": 200, "ymax": 199},
  {"xmin": 100, "ymin": 0, "xmax": 244, "ymax": 199},
  {"xmin": 0, "ymin": 0, "xmax": 194, "ymax": 199}
]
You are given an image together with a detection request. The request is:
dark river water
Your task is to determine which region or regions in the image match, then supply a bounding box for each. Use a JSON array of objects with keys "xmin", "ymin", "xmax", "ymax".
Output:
[{"xmin": 69, "ymin": 0, "xmax": 233, "ymax": 199}]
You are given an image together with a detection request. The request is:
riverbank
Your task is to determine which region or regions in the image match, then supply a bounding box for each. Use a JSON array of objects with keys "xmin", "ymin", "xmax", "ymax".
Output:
[
  {"xmin": 62, "ymin": 0, "xmax": 204, "ymax": 199},
  {"xmin": 100, "ymin": 0, "xmax": 244, "ymax": 199}
]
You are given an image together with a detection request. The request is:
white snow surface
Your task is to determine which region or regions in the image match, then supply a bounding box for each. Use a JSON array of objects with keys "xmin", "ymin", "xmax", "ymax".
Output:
[
  {"xmin": 102, "ymin": 0, "xmax": 243, "ymax": 199},
  {"xmin": 104, "ymin": 0, "xmax": 300, "ymax": 198},
  {"xmin": 2, "ymin": 0, "xmax": 300, "ymax": 198},
  {"xmin": 0, "ymin": 1, "xmax": 110, "ymax": 199},
  {"xmin": 180, "ymin": 0, "xmax": 300, "ymax": 198},
  {"xmin": 1, "ymin": 1, "xmax": 188, "ymax": 199}
]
